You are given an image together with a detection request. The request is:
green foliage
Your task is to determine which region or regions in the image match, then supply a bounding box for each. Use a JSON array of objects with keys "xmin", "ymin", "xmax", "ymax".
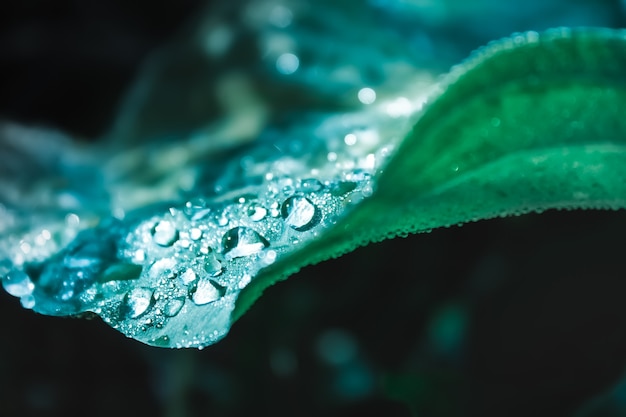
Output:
[
  {"xmin": 4, "ymin": 28, "xmax": 626, "ymax": 350},
  {"xmin": 235, "ymin": 27, "xmax": 626, "ymax": 323}
]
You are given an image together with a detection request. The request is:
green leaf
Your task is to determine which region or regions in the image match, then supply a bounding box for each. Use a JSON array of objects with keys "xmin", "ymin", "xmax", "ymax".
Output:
[
  {"xmin": 235, "ymin": 27, "xmax": 626, "ymax": 322},
  {"xmin": 4, "ymin": 27, "xmax": 626, "ymax": 348}
]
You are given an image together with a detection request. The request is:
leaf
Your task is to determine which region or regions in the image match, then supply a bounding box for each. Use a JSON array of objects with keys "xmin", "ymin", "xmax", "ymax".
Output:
[
  {"xmin": 235, "ymin": 27, "xmax": 626, "ymax": 321},
  {"xmin": 4, "ymin": 27, "xmax": 626, "ymax": 348}
]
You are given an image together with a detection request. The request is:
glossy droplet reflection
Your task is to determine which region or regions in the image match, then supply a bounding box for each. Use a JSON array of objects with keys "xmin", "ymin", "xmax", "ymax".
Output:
[
  {"xmin": 221, "ymin": 227, "xmax": 269, "ymax": 259},
  {"xmin": 190, "ymin": 278, "xmax": 225, "ymax": 306},
  {"xmin": 152, "ymin": 220, "xmax": 179, "ymax": 246},
  {"xmin": 122, "ymin": 287, "xmax": 154, "ymax": 319},
  {"xmin": 246, "ymin": 203, "xmax": 267, "ymax": 221},
  {"xmin": 2, "ymin": 269, "xmax": 34, "ymax": 297},
  {"xmin": 163, "ymin": 297, "xmax": 185, "ymax": 317},
  {"xmin": 299, "ymin": 178, "xmax": 323, "ymax": 192},
  {"xmin": 281, "ymin": 196, "xmax": 320, "ymax": 231},
  {"xmin": 180, "ymin": 268, "xmax": 198, "ymax": 285}
]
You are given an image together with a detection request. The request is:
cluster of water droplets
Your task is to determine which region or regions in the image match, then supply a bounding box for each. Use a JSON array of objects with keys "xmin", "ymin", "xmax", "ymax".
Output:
[
  {"xmin": 0, "ymin": 105, "xmax": 410, "ymax": 348},
  {"xmin": 0, "ymin": 0, "xmax": 435, "ymax": 348}
]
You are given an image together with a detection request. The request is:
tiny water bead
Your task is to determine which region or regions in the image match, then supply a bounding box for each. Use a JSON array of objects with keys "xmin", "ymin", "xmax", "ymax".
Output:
[
  {"xmin": 281, "ymin": 195, "xmax": 320, "ymax": 231},
  {"xmin": 189, "ymin": 228, "xmax": 203, "ymax": 240}
]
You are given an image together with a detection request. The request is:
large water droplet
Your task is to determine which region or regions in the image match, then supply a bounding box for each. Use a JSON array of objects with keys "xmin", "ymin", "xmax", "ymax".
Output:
[
  {"xmin": 203, "ymin": 253, "xmax": 223, "ymax": 276},
  {"xmin": 122, "ymin": 287, "xmax": 154, "ymax": 319},
  {"xmin": 148, "ymin": 258, "xmax": 176, "ymax": 280},
  {"xmin": 152, "ymin": 220, "xmax": 179, "ymax": 246},
  {"xmin": 299, "ymin": 178, "xmax": 323, "ymax": 192},
  {"xmin": 190, "ymin": 279, "xmax": 225, "ymax": 306},
  {"xmin": 221, "ymin": 227, "xmax": 269, "ymax": 259},
  {"xmin": 180, "ymin": 268, "xmax": 198, "ymax": 285},
  {"xmin": 281, "ymin": 196, "xmax": 320, "ymax": 231},
  {"xmin": 163, "ymin": 297, "xmax": 185, "ymax": 317},
  {"xmin": 2, "ymin": 269, "xmax": 34, "ymax": 297}
]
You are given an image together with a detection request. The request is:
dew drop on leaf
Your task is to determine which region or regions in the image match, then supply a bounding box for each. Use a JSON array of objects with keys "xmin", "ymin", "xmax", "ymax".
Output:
[
  {"xmin": 189, "ymin": 228, "xmax": 202, "ymax": 241},
  {"xmin": 151, "ymin": 220, "xmax": 179, "ymax": 247},
  {"xmin": 148, "ymin": 258, "xmax": 176, "ymax": 280},
  {"xmin": 246, "ymin": 203, "xmax": 268, "ymax": 221},
  {"xmin": 221, "ymin": 227, "xmax": 269, "ymax": 259},
  {"xmin": 179, "ymin": 268, "xmax": 197, "ymax": 285},
  {"xmin": 2, "ymin": 269, "xmax": 34, "ymax": 297},
  {"xmin": 189, "ymin": 279, "xmax": 225, "ymax": 306},
  {"xmin": 163, "ymin": 297, "xmax": 185, "ymax": 317},
  {"xmin": 122, "ymin": 287, "xmax": 154, "ymax": 319},
  {"xmin": 299, "ymin": 178, "xmax": 323, "ymax": 192},
  {"xmin": 281, "ymin": 195, "xmax": 320, "ymax": 231}
]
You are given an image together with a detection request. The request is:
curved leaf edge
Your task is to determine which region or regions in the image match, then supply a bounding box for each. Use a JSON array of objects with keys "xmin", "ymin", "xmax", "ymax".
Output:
[{"xmin": 233, "ymin": 27, "xmax": 626, "ymax": 322}]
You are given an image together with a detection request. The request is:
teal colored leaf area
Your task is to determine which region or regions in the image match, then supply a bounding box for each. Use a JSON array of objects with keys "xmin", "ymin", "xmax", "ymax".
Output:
[{"xmin": 3, "ymin": 27, "xmax": 626, "ymax": 348}]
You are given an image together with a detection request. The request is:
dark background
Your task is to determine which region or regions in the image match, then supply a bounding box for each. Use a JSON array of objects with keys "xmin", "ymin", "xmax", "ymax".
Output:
[{"xmin": 2, "ymin": 1, "xmax": 626, "ymax": 416}]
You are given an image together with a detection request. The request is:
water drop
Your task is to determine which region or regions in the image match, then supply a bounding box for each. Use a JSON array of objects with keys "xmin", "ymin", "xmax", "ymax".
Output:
[
  {"xmin": 191, "ymin": 208, "xmax": 211, "ymax": 222},
  {"xmin": 299, "ymin": 178, "xmax": 323, "ymax": 192},
  {"xmin": 282, "ymin": 184, "xmax": 295, "ymax": 196},
  {"xmin": 269, "ymin": 201, "xmax": 281, "ymax": 217},
  {"xmin": 2, "ymin": 269, "xmax": 34, "ymax": 297},
  {"xmin": 189, "ymin": 228, "xmax": 203, "ymax": 241},
  {"xmin": 281, "ymin": 196, "xmax": 320, "ymax": 231},
  {"xmin": 344, "ymin": 133, "xmax": 357, "ymax": 146},
  {"xmin": 134, "ymin": 249, "xmax": 146, "ymax": 263},
  {"xmin": 218, "ymin": 214, "xmax": 229, "ymax": 227},
  {"xmin": 163, "ymin": 297, "xmax": 185, "ymax": 317},
  {"xmin": 203, "ymin": 253, "xmax": 223, "ymax": 276},
  {"xmin": 180, "ymin": 268, "xmax": 198, "ymax": 285},
  {"xmin": 148, "ymin": 258, "xmax": 176, "ymax": 280},
  {"xmin": 276, "ymin": 53, "xmax": 299, "ymax": 75},
  {"xmin": 357, "ymin": 87, "xmax": 376, "ymax": 104},
  {"xmin": 261, "ymin": 250, "xmax": 277, "ymax": 266},
  {"xmin": 247, "ymin": 203, "xmax": 267, "ymax": 221},
  {"xmin": 21, "ymin": 295, "xmax": 35, "ymax": 309},
  {"xmin": 221, "ymin": 227, "xmax": 269, "ymax": 259},
  {"xmin": 190, "ymin": 279, "xmax": 225, "ymax": 306},
  {"xmin": 152, "ymin": 220, "xmax": 179, "ymax": 246},
  {"xmin": 122, "ymin": 287, "xmax": 154, "ymax": 319},
  {"xmin": 65, "ymin": 213, "xmax": 80, "ymax": 227}
]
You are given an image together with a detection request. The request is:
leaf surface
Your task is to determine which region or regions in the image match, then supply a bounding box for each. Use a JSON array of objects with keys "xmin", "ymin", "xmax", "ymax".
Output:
[{"xmin": 4, "ymin": 28, "xmax": 626, "ymax": 348}]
